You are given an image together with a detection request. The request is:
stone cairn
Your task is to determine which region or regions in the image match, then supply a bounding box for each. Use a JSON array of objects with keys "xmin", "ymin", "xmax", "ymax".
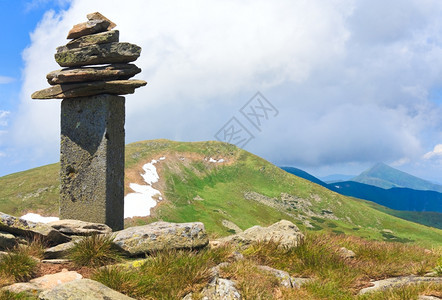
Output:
[{"xmin": 32, "ymin": 12, "xmax": 146, "ymax": 231}]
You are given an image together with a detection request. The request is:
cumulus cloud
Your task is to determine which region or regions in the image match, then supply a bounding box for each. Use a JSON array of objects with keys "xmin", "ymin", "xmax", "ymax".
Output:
[
  {"xmin": 423, "ymin": 144, "xmax": 442, "ymax": 160},
  {"xmin": 7, "ymin": 0, "xmax": 442, "ymax": 181},
  {"xmin": 0, "ymin": 111, "xmax": 10, "ymax": 127}
]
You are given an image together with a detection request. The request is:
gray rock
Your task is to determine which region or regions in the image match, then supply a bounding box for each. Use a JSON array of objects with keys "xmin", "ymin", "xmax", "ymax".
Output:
[
  {"xmin": 290, "ymin": 277, "xmax": 313, "ymax": 289},
  {"xmin": 46, "ymin": 64, "xmax": 140, "ymax": 85},
  {"xmin": 42, "ymin": 259, "xmax": 71, "ymax": 264},
  {"xmin": 31, "ymin": 79, "xmax": 146, "ymax": 99},
  {"xmin": 39, "ymin": 278, "xmax": 135, "ymax": 300},
  {"xmin": 183, "ymin": 277, "xmax": 241, "ymax": 300},
  {"xmin": 222, "ymin": 220, "xmax": 243, "ymax": 233},
  {"xmin": 44, "ymin": 241, "xmax": 75, "ymax": 259},
  {"xmin": 67, "ymin": 19, "xmax": 111, "ymax": 39},
  {"xmin": 48, "ymin": 219, "xmax": 112, "ymax": 236},
  {"xmin": 418, "ymin": 296, "xmax": 441, "ymax": 300},
  {"xmin": 55, "ymin": 42, "xmax": 141, "ymax": 67},
  {"xmin": 64, "ymin": 30, "xmax": 119, "ymax": 50},
  {"xmin": 0, "ymin": 231, "xmax": 18, "ymax": 250},
  {"xmin": 87, "ymin": 12, "xmax": 116, "ymax": 31},
  {"xmin": 113, "ymin": 222, "xmax": 209, "ymax": 256},
  {"xmin": 2, "ymin": 270, "xmax": 82, "ymax": 297},
  {"xmin": 258, "ymin": 265, "xmax": 292, "ymax": 288},
  {"xmin": 358, "ymin": 276, "xmax": 442, "ymax": 295},
  {"xmin": 219, "ymin": 220, "xmax": 304, "ymax": 249},
  {"xmin": 0, "ymin": 212, "xmax": 70, "ymax": 246},
  {"xmin": 338, "ymin": 247, "xmax": 356, "ymax": 259}
]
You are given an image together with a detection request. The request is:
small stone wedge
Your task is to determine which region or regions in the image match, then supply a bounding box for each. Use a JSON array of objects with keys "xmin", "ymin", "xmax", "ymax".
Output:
[
  {"xmin": 47, "ymin": 219, "xmax": 112, "ymax": 236},
  {"xmin": 87, "ymin": 12, "xmax": 117, "ymax": 30},
  {"xmin": 55, "ymin": 42, "xmax": 141, "ymax": 67},
  {"xmin": 67, "ymin": 19, "xmax": 111, "ymax": 39},
  {"xmin": 32, "ymin": 80, "xmax": 147, "ymax": 99},
  {"xmin": 113, "ymin": 222, "xmax": 209, "ymax": 256}
]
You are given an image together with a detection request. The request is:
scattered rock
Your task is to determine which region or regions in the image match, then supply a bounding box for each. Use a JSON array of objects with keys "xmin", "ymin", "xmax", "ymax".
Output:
[
  {"xmin": 183, "ymin": 277, "xmax": 241, "ymax": 300},
  {"xmin": 290, "ymin": 277, "xmax": 313, "ymax": 288},
  {"xmin": 67, "ymin": 19, "xmax": 111, "ymax": 39},
  {"xmin": 65, "ymin": 30, "xmax": 119, "ymax": 50},
  {"xmin": 0, "ymin": 231, "xmax": 19, "ymax": 250},
  {"xmin": 258, "ymin": 265, "xmax": 292, "ymax": 288},
  {"xmin": 222, "ymin": 220, "xmax": 243, "ymax": 233},
  {"xmin": 39, "ymin": 278, "xmax": 135, "ymax": 300},
  {"xmin": 0, "ymin": 212, "xmax": 70, "ymax": 246},
  {"xmin": 32, "ymin": 79, "xmax": 147, "ymax": 99},
  {"xmin": 55, "ymin": 42, "xmax": 141, "ymax": 67},
  {"xmin": 46, "ymin": 64, "xmax": 141, "ymax": 85},
  {"xmin": 218, "ymin": 220, "xmax": 304, "ymax": 249},
  {"xmin": 3, "ymin": 269, "xmax": 82, "ymax": 296},
  {"xmin": 338, "ymin": 247, "xmax": 356, "ymax": 259},
  {"xmin": 42, "ymin": 259, "xmax": 72, "ymax": 264},
  {"xmin": 358, "ymin": 276, "xmax": 442, "ymax": 295},
  {"xmin": 418, "ymin": 296, "xmax": 441, "ymax": 300},
  {"xmin": 113, "ymin": 221, "xmax": 209, "ymax": 256},
  {"xmin": 47, "ymin": 219, "xmax": 112, "ymax": 236},
  {"xmin": 44, "ymin": 241, "xmax": 75, "ymax": 259}
]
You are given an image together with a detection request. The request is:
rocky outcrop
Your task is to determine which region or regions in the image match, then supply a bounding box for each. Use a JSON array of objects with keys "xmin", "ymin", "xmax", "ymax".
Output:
[
  {"xmin": 0, "ymin": 212, "xmax": 70, "ymax": 246},
  {"xmin": 113, "ymin": 222, "xmax": 208, "ymax": 256},
  {"xmin": 39, "ymin": 279, "xmax": 135, "ymax": 300},
  {"xmin": 218, "ymin": 220, "xmax": 304, "ymax": 249},
  {"xmin": 358, "ymin": 275, "xmax": 442, "ymax": 295},
  {"xmin": 47, "ymin": 220, "xmax": 112, "ymax": 236},
  {"xmin": 44, "ymin": 241, "xmax": 76, "ymax": 259},
  {"xmin": 338, "ymin": 247, "xmax": 356, "ymax": 259}
]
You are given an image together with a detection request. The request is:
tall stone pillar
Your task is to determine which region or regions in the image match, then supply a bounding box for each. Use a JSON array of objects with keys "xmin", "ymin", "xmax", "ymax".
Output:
[
  {"xmin": 60, "ymin": 95, "xmax": 125, "ymax": 230},
  {"xmin": 32, "ymin": 12, "xmax": 146, "ymax": 231}
]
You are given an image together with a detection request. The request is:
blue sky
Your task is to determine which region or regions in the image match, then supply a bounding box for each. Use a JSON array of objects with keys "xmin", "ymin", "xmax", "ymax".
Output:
[{"xmin": 1, "ymin": 0, "xmax": 442, "ymax": 184}]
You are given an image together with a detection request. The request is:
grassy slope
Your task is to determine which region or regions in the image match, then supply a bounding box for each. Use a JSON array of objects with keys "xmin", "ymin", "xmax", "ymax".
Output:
[{"xmin": 1, "ymin": 139, "xmax": 441, "ymax": 248}]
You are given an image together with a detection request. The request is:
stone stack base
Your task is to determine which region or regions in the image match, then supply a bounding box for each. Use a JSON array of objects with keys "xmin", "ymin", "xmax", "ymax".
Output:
[{"xmin": 60, "ymin": 94, "xmax": 125, "ymax": 231}]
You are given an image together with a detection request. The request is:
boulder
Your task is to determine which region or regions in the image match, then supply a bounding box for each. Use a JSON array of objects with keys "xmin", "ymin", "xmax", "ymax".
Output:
[
  {"xmin": 67, "ymin": 19, "xmax": 111, "ymax": 39},
  {"xmin": 47, "ymin": 219, "xmax": 112, "ymax": 236},
  {"xmin": 2, "ymin": 269, "xmax": 82, "ymax": 296},
  {"xmin": 31, "ymin": 79, "xmax": 147, "ymax": 99},
  {"xmin": 183, "ymin": 277, "xmax": 241, "ymax": 300},
  {"xmin": 65, "ymin": 30, "xmax": 119, "ymax": 50},
  {"xmin": 0, "ymin": 231, "xmax": 19, "ymax": 250},
  {"xmin": 113, "ymin": 222, "xmax": 209, "ymax": 256},
  {"xmin": 358, "ymin": 276, "xmax": 442, "ymax": 295},
  {"xmin": 219, "ymin": 220, "xmax": 304, "ymax": 249},
  {"xmin": 46, "ymin": 64, "xmax": 141, "ymax": 85},
  {"xmin": 39, "ymin": 279, "xmax": 135, "ymax": 300},
  {"xmin": 44, "ymin": 241, "xmax": 76, "ymax": 259},
  {"xmin": 0, "ymin": 212, "xmax": 70, "ymax": 246},
  {"xmin": 55, "ymin": 42, "xmax": 141, "ymax": 67}
]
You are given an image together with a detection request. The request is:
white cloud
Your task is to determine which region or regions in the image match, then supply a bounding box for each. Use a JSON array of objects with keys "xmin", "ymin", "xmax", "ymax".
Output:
[
  {"xmin": 7, "ymin": 0, "xmax": 442, "ymax": 182},
  {"xmin": 0, "ymin": 76, "xmax": 15, "ymax": 84},
  {"xmin": 0, "ymin": 111, "xmax": 10, "ymax": 127},
  {"xmin": 423, "ymin": 144, "xmax": 442, "ymax": 160}
]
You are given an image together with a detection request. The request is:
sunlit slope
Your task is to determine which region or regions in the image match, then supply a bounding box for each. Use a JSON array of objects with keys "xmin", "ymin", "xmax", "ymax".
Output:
[{"xmin": 0, "ymin": 139, "xmax": 441, "ymax": 247}]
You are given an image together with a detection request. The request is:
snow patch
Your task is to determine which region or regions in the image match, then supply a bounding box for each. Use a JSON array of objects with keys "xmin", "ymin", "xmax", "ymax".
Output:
[
  {"xmin": 20, "ymin": 213, "xmax": 59, "ymax": 223},
  {"xmin": 208, "ymin": 157, "xmax": 225, "ymax": 163},
  {"xmin": 124, "ymin": 157, "xmax": 165, "ymax": 218}
]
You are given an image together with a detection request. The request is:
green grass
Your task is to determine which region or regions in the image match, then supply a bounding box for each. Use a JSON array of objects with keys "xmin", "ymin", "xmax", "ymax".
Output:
[
  {"xmin": 91, "ymin": 232, "xmax": 441, "ymax": 299},
  {"xmin": 0, "ymin": 252, "xmax": 38, "ymax": 282},
  {"xmin": 69, "ymin": 234, "xmax": 121, "ymax": 267}
]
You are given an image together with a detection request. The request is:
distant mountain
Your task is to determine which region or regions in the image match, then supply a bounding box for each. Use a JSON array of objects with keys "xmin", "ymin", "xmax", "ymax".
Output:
[
  {"xmin": 332, "ymin": 181, "xmax": 442, "ymax": 213},
  {"xmin": 352, "ymin": 163, "xmax": 442, "ymax": 193},
  {"xmin": 281, "ymin": 166, "xmax": 442, "ymax": 228},
  {"xmin": 279, "ymin": 167, "xmax": 329, "ymax": 188},
  {"xmin": 320, "ymin": 174, "xmax": 355, "ymax": 183}
]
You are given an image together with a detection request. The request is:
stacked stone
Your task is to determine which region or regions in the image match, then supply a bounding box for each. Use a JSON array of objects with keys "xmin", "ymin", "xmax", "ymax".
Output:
[{"xmin": 32, "ymin": 12, "xmax": 146, "ymax": 99}]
